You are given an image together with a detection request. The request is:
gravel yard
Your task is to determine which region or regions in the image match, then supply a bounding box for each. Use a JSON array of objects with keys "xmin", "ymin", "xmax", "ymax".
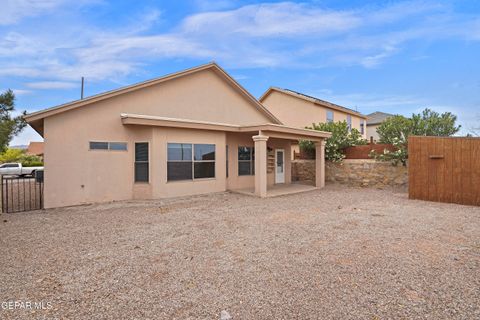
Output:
[{"xmin": 1, "ymin": 186, "xmax": 479, "ymax": 319}]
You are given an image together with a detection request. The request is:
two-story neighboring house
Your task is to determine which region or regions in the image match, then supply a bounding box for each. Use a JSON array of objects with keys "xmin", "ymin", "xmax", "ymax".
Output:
[
  {"xmin": 260, "ymin": 87, "xmax": 367, "ymax": 135},
  {"xmin": 260, "ymin": 87, "xmax": 367, "ymax": 158}
]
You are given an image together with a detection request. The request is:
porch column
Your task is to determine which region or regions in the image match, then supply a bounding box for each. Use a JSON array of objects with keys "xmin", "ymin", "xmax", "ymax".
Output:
[
  {"xmin": 315, "ymin": 140, "xmax": 326, "ymax": 188},
  {"xmin": 253, "ymin": 134, "xmax": 269, "ymax": 197}
]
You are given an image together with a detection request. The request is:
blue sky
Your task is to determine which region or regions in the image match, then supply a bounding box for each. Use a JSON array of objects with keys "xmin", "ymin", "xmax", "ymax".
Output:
[{"xmin": 2, "ymin": 0, "xmax": 479, "ymax": 144}]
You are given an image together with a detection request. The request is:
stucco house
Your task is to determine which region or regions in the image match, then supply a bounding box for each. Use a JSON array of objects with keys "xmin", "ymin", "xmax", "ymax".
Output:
[
  {"xmin": 366, "ymin": 111, "xmax": 394, "ymax": 142},
  {"xmin": 260, "ymin": 87, "xmax": 367, "ymax": 135},
  {"xmin": 259, "ymin": 87, "xmax": 367, "ymax": 158},
  {"xmin": 25, "ymin": 63, "xmax": 330, "ymax": 209}
]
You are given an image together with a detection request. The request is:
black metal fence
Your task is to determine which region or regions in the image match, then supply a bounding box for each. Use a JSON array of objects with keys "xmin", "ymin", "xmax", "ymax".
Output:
[{"xmin": 1, "ymin": 174, "xmax": 44, "ymax": 213}]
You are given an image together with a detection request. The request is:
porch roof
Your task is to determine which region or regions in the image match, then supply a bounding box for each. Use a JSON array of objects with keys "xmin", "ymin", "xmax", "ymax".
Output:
[{"xmin": 121, "ymin": 113, "xmax": 331, "ymax": 141}]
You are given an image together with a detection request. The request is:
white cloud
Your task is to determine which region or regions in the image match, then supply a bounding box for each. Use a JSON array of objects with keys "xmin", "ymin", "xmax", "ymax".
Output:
[
  {"xmin": 26, "ymin": 81, "xmax": 78, "ymax": 89},
  {"xmin": 181, "ymin": 2, "xmax": 361, "ymax": 37}
]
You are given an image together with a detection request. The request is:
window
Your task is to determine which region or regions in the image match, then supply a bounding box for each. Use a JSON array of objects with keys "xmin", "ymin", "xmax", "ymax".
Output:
[
  {"xmin": 109, "ymin": 142, "xmax": 127, "ymax": 151},
  {"xmin": 167, "ymin": 143, "xmax": 216, "ymax": 181},
  {"xmin": 347, "ymin": 115, "xmax": 352, "ymax": 131},
  {"xmin": 0, "ymin": 163, "xmax": 19, "ymax": 168},
  {"xmin": 238, "ymin": 146, "xmax": 254, "ymax": 176},
  {"xmin": 135, "ymin": 143, "xmax": 149, "ymax": 182},
  {"xmin": 167, "ymin": 143, "xmax": 192, "ymax": 181},
  {"xmin": 90, "ymin": 141, "xmax": 108, "ymax": 150},
  {"xmin": 89, "ymin": 141, "xmax": 127, "ymax": 151},
  {"xmin": 194, "ymin": 144, "xmax": 215, "ymax": 179},
  {"xmin": 326, "ymin": 110, "xmax": 334, "ymax": 123},
  {"xmin": 360, "ymin": 121, "xmax": 365, "ymax": 135}
]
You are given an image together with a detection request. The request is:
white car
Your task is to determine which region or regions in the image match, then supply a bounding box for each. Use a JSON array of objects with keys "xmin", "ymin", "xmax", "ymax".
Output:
[{"xmin": 0, "ymin": 163, "xmax": 44, "ymax": 177}]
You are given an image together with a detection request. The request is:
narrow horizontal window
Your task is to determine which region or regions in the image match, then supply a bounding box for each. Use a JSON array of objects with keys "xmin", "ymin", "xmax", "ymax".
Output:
[
  {"xmin": 90, "ymin": 141, "xmax": 108, "ymax": 150},
  {"xmin": 109, "ymin": 142, "xmax": 127, "ymax": 151},
  {"xmin": 89, "ymin": 141, "xmax": 127, "ymax": 151}
]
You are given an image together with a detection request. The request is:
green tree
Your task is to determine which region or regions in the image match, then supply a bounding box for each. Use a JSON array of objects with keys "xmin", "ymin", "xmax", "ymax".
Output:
[
  {"xmin": 0, "ymin": 90, "xmax": 27, "ymax": 153},
  {"xmin": 377, "ymin": 108, "xmax": 461, "ymax": 144},
  {"xmin": 372, "ymin": 108, "xmax": 461, "ymax": 165},
  {"xmin": 300, "ymin": 121, "xmax": 367, "ymax": 162}
]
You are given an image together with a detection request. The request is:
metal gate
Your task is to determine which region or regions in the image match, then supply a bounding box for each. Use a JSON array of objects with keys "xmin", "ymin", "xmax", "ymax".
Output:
[{"xmin": 1, "ymin": 174, "xmax": 44, "ymax": 213}]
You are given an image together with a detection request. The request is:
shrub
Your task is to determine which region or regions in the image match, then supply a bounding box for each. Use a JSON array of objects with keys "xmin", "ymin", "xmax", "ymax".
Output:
[
  {"xmin": 369, "ymin": 138, "xmax": 407, "ymax": 166},
  {"xmin": 300, "ymin": 121, "xmax": 367, "ymax": 162},
  {"xmin": 0, "ymin": 148, "xmax": 43, "ymax": 166}
]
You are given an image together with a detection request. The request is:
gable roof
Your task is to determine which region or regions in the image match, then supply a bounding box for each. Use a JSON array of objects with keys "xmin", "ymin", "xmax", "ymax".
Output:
[
  {"xmin": 259, "ymin": 87, "xmax": 367, "ymax": 119},
  {"xmin": 366, "ymin": 111, "xmax": 394, "ymax": 125},
  {"xmin": 25, "ymin": 62, "xmax": 282, "ymax": 135}
]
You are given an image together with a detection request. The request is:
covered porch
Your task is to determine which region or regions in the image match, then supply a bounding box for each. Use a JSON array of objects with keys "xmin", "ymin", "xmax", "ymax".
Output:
[
  {"xmin": 232, "ymin": 125, "xmax": 328, "ymax": 198},
  {"xmin": 121, "ymin": 114, "xmax": 331, "ymax": 198}
]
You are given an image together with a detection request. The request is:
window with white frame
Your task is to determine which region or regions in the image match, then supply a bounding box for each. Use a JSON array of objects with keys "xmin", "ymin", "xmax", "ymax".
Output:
[
  {"xmin": 167, "ymin": 143, "xmax": 215, "ymax": 181},
  {"xmin": 347, "ymin": 115, "xmax": 352, "ymax": 131},
  {"xmin": 238, "ymin": 146, "xmax": 254, "ymax": 176},
  {"xmin": 326, "ymin": 110, "xmax": 334, "ymax": 123},
  {"xmin": 360, "ymin": 121, "xmax": 365, "ymax": 134}
]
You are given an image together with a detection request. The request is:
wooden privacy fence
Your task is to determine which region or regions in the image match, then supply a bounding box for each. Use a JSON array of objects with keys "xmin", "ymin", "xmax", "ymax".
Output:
[{"xmin": 408, "ymin": 136, "xmax": 480, "ymax": 206}]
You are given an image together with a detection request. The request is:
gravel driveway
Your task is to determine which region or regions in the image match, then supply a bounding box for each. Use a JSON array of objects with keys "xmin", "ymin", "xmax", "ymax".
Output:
[{"xmin": 1, "ymin": 186, "xmax": 479, "ymax": 319}]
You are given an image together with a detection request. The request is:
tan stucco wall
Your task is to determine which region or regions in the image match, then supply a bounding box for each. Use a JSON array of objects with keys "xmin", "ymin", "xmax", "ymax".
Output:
[
  {"xmin": 225, "ymin": 133, "xmax": 291, "ymax": 190},
  {"xmin": 262, "ymin": 91, "xmax": 367, "ymax": 138},
  {"xmin": 43, "ymin": 69, "xmax": 287, "ymax": 208},
  {"xmin": 367, "ymin": 124, "xmax": 380, "ymax": 142}
]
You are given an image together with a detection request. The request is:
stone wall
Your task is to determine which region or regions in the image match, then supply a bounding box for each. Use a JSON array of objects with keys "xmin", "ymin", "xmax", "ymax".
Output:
[{"xmin": 292, "ymin": 159, "xmax": 408, "ymax": 188}]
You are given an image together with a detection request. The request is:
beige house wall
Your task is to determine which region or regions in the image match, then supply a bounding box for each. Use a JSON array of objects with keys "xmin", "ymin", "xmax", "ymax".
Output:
[
  {"xmin": 42, "ymin": 68, "xmax": 290, "ymax": 208},
  {"xmin": 261, "ymin": 90, "xmax": 367, "ymax": 138},
  {"xmin": 367, "ymin": 124, "xmax": 381, "ymax": 142}
]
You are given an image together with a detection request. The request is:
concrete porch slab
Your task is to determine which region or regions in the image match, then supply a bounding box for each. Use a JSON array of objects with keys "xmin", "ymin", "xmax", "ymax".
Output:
[{"xmin": 231, "ymin": 183, "xmax": 317, "ymax": 198}]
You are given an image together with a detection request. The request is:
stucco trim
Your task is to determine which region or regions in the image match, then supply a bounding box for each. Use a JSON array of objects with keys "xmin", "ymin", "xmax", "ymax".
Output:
[
  {"xmin": 121, "ymin": 113, "xmax": 331, "ymax": 140},
  {"xmin": 25, "ymin": 62, "xmax": 282, "ymax": 126}
]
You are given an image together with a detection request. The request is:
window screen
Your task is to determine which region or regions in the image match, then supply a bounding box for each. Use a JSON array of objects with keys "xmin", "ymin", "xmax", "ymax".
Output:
[
  {"xmin": 238, "ymin": 146, "xmax": 254, "ymax": 176},
  {"xmin": 135, "ymin": 143, "xmax": 149, "ymax": 182}
]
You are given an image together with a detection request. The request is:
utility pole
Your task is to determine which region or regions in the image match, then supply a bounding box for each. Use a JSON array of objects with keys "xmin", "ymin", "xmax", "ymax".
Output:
[{"xmin": 81, "ymin": 77, "xmax": 84, "ymax": 99}]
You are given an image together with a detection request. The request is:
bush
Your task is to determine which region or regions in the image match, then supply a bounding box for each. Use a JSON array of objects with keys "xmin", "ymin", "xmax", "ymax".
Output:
[
  {"xmin": 0, "ymin": 148, "xmax": 43, "ymax": 167},
  {"xmin": 369, "ymin": 138, "xmax": 407, "ymax": 166},
  {"xmin": 300, "ymin": 121, "xmax": 367, "ymax": 162}
]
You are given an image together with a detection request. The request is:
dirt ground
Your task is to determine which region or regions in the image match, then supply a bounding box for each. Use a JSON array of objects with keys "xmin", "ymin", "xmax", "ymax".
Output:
[{"xmin": 1, "ymin": 186, "xmax": 479, "ymax": 319}]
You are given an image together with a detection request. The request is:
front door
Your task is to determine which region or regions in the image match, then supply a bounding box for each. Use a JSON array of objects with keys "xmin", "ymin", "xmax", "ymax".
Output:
[{"xmin": 275, "ymin": 149, "xmax": 285, "ymax": 184}]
